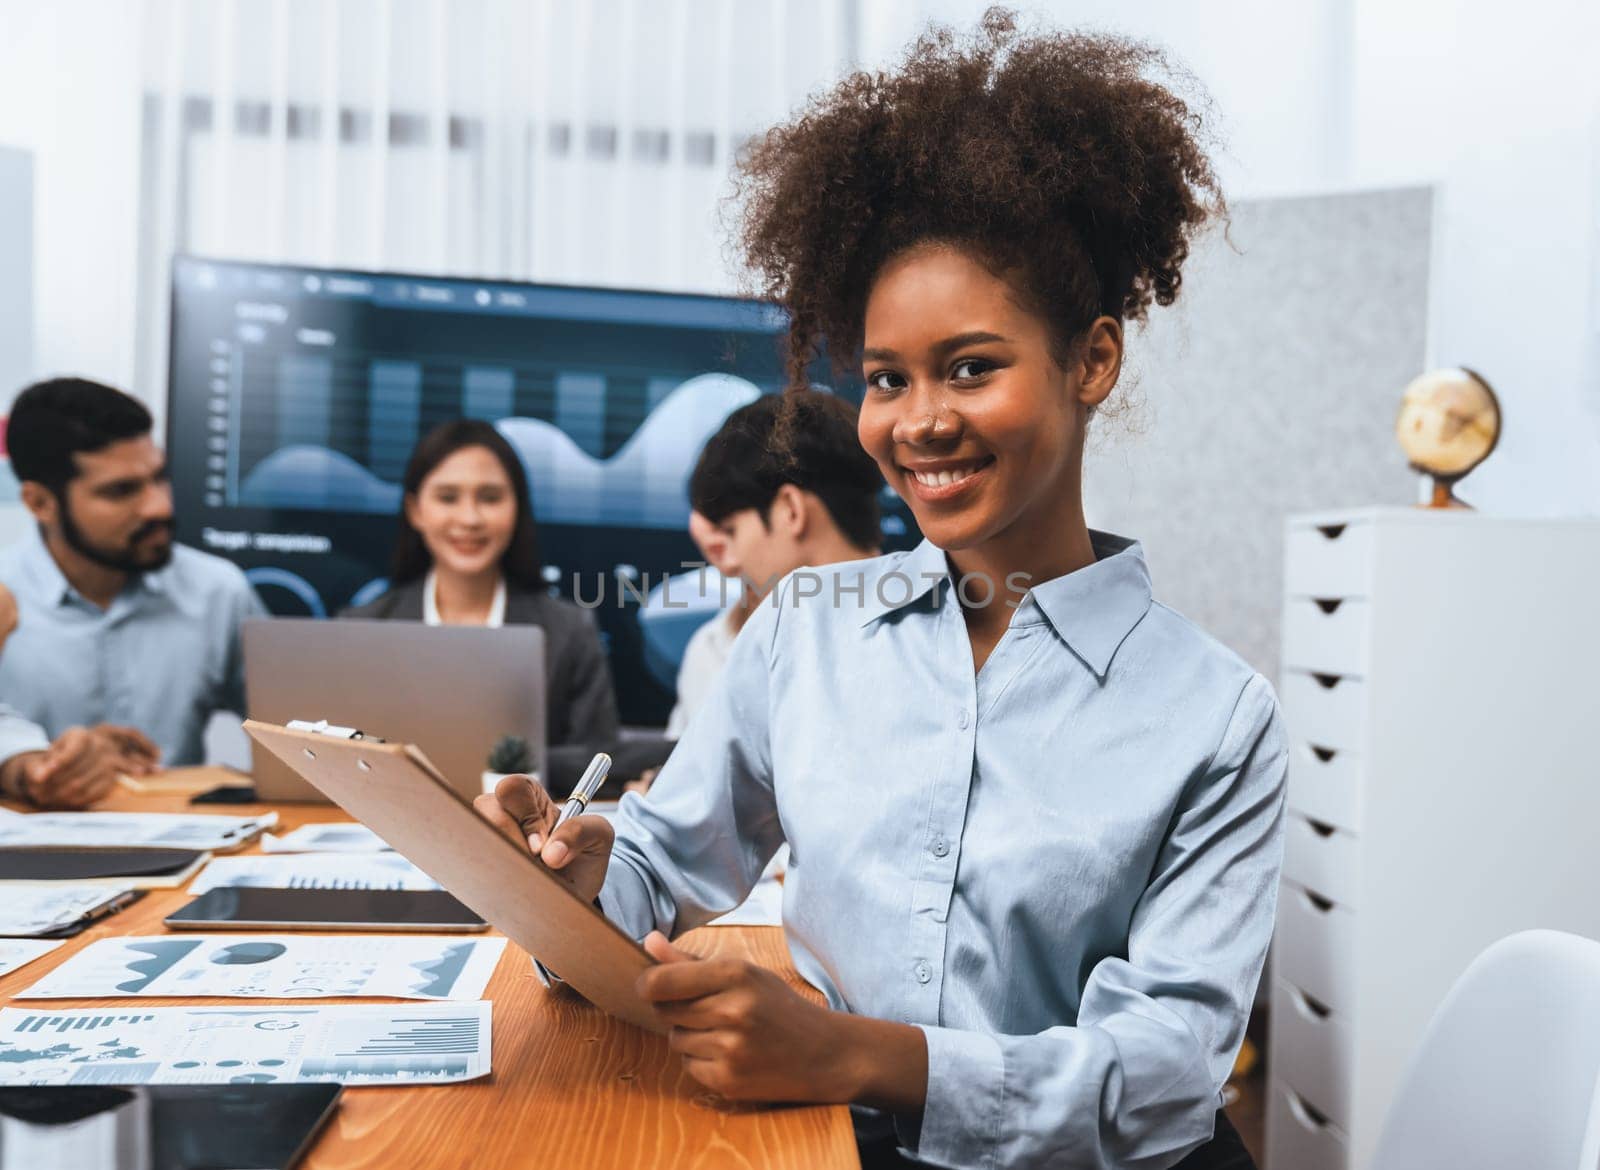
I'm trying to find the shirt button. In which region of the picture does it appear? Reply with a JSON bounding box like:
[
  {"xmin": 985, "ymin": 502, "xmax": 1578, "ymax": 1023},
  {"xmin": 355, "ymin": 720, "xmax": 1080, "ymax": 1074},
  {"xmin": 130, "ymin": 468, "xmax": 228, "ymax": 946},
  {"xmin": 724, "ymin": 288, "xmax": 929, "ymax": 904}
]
[
  {"xmin": 956, "ymin": 709, "xmax": 970, "ymax": 730},
  {"xmin": 930, "ymin": 836, "xmax": 949, "ymax": 858},
  {"xmin": 913, "ymin": 960, "xmax": 932, "ymax": 984}
]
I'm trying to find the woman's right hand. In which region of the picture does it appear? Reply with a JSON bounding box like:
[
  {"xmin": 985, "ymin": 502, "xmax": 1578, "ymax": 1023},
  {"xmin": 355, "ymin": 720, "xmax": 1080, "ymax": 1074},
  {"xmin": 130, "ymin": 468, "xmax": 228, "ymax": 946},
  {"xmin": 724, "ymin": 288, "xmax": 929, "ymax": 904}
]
[{"xmin": 472, "ymin": 774, "xmax": 615, "ymax": 904}]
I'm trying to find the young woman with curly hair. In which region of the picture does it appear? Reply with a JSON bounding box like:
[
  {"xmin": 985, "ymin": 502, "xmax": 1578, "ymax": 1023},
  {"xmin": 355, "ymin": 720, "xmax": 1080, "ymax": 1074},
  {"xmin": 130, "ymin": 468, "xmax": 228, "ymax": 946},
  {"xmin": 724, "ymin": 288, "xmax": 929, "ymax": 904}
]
[{"xmin": 479, "ymin": 11, "xmax": 1284, "ymax": 1168}]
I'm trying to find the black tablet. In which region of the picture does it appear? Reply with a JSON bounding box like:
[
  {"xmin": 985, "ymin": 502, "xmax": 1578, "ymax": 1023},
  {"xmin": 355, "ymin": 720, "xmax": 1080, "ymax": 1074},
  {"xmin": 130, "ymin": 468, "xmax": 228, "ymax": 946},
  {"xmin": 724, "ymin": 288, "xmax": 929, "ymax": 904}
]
[
  {"xmin": 0, "ymin": 847, "xmax": 202, "ymax": 881},
  {"xmin": 165, "ymin": 886, "xmax": 488, "ymax": 932},
  {"xmin": 0, "ymin": 1083, "xmax": 341, "ymax": 1170}
]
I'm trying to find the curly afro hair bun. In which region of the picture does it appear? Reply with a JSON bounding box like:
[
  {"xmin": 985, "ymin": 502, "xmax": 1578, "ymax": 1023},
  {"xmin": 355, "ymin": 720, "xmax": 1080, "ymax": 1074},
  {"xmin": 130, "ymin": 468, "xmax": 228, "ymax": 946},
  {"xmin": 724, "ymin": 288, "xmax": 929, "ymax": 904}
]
[{"xmin": 733, "ymin": 6, "xmax": 1225, "ymax": 388}]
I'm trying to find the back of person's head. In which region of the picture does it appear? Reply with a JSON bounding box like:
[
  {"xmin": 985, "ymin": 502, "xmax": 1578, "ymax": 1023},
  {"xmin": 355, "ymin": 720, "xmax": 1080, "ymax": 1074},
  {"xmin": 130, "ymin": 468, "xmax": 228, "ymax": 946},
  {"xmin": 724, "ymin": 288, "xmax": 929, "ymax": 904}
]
[
  {"xmin": 8, "ymin": 378, "xmax": 154, "ymax": 497},
  {"xmin": 689, "ymin": 390, "xmax": 882, "ymax": 551},
  {"xmin": 390, "ymin": 419, "xmax": 542, "ymax": 587}
]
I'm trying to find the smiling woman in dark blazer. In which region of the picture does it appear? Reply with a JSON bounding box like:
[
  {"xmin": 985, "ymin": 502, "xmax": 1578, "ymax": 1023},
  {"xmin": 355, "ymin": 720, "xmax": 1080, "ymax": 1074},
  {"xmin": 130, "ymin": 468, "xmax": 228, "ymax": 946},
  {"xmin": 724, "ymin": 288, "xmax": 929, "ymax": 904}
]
[{"xmin": 344, "ymin": 419, "xmax": 619, "ymax": 750}]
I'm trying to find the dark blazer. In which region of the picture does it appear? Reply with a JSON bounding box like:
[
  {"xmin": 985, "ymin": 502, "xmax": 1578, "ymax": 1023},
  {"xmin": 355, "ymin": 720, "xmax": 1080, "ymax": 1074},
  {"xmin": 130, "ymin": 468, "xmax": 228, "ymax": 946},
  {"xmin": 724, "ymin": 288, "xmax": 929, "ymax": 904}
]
[{"xmin": 342, "ymin": 579, "xmax": 621, "ymax": 749}]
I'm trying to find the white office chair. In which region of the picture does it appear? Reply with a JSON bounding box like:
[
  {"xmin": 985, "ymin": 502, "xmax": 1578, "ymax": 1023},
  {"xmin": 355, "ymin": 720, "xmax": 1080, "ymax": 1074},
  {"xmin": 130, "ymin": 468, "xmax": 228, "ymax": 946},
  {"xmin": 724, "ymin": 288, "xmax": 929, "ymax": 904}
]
[{"xmin": 1368, "ymin": 929, "xmax": 1600, "ymax": 1170}]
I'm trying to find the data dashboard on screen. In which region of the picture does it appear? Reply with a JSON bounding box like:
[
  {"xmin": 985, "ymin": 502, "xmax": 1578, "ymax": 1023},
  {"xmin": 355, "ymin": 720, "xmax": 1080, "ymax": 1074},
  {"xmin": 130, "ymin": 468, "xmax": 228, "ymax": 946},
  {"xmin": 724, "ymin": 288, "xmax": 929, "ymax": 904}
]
[{"xmin": 166, "ymin": 257, "xmax": 910, "ymax": 725}]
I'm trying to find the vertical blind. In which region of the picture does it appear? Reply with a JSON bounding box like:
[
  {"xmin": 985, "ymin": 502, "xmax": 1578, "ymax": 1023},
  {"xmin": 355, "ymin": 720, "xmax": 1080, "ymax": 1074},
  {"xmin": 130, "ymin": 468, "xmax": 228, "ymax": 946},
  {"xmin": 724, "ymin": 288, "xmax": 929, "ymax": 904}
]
[{"xmin": 134, "ymin": 0, "xmax": 864, "ymax": 398}]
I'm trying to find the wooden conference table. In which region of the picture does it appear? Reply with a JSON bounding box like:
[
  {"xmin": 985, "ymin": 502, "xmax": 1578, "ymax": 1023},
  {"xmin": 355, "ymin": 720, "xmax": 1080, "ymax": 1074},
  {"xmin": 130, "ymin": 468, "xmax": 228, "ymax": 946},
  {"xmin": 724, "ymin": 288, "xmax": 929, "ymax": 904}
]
[{"xmin": 0, "ymin": 776, "xmax": 860, "ymax": 1170}]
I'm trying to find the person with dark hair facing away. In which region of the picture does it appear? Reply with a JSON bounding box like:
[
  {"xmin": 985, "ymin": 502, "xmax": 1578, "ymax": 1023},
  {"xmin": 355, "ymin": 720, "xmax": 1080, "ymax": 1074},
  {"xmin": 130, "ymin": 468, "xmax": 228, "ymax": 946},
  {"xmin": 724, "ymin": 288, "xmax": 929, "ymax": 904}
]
[
  {"xmin": 477, "ymin": 12, "xmax": 1280, "ymax": 1169},
  {"xmin": 666, "ymin": 391, "xmax": 881, "ymax": 738},
  {"xmin": 344, "ymin": 419, "xmax": 619, "ymax": 750},
  {"xmin": 0, "ymin": 378, "xmax": 266, "ymax": 806}
]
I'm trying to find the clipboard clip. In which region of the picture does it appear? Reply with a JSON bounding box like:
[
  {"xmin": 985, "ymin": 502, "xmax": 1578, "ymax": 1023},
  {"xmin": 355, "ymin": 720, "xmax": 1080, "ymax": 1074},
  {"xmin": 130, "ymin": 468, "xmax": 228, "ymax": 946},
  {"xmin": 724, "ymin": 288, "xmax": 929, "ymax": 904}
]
[{"xmin": 287, "ymin": 719, "xmax": 382, "ymax": 742}]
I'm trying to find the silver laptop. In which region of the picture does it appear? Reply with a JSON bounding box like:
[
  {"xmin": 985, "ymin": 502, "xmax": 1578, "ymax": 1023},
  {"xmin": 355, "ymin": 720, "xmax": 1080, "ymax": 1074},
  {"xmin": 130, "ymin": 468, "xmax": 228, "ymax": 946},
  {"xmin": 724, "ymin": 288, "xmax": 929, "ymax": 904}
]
[{"xmin": 244, "ymin": 619, "xmax": 546, "ymax": 803}]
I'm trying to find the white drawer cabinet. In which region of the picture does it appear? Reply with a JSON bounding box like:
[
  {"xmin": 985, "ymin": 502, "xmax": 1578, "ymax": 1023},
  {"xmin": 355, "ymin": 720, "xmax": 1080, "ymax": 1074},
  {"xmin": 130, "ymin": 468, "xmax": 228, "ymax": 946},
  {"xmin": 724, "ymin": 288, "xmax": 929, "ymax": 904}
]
[
  {"xmin": 1278, "ymin": 671, "xmax": 1367, "ymax": 753},
  {"xmin": 1270, "ymin": 979, "xmax": 1353, "ymax": 1131},
  {"xmin": 1281, "ymin": 597, "xmax": 1370, "ymax": 677},
  {"xmin": 1275, "ymin": 882, "xmax": 1357, "ymax": 1013},
  {"xmin": 1266, "ymin": 509, "xmax": 1600, "ymax": 1170},
  {"xmin": 1284, "ymin": 742, "xmax": 1364, "ymax": 834},
  {"xmin": 1284, "ymin": 521, "xmax": 1375, "ymax": 598},
  {"xmin": 1268, "ymin": 1081, "xmax": 1349, "ymax": 1170},
  {"xmin": 1282, "ymin": 814, "xmax": 1360, "ymax": 909}
]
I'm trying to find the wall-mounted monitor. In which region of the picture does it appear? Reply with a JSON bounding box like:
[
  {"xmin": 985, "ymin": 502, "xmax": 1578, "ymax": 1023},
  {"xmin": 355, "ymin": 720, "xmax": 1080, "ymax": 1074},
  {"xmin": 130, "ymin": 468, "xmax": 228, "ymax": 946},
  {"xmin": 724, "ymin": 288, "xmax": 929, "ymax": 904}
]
[{"xmin": 166, "ymin": 256, "xmax": 911, "ymax": 724}]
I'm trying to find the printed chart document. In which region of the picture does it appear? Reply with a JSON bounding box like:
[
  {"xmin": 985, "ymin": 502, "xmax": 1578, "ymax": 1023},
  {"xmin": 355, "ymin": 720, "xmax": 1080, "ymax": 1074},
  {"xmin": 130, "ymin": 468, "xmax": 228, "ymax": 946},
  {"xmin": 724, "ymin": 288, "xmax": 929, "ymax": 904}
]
[
  {"xmin": 0, "ymin": 810, "xmax": 276, "ymax": 852},
  {"xmin": 0, "ymin": 885, "xmax": 137, "ymax": 937},
  {"xmin": 0, "ymin": 940, "xmax": 62, "ymax": 978},
  {"xmin": 18, "ymin": 935, "xmax": 507, "ymax": 1001},
  {"xmin": 190, "ymin": 853, "xmax": 440, "ymax": 893},
  {"xmin": 261, "ymin": 823, "xmax": 392, "ymax": 854},
  {"xmin": 0, "ymin": 1002, "xmax": 492, "ymax": 1085}
]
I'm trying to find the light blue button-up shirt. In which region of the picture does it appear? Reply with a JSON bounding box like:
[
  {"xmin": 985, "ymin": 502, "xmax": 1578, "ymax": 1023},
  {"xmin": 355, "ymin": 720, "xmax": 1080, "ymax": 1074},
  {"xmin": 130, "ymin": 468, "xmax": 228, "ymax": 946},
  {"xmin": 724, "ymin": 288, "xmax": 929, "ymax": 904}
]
[
  {"xmin": 601, "ymin": 532, "xmax": 1287, "ymax": 1169},
  {"xmin": 0, "ymin": 528, "xmax": 266, "ymax": 766},
  {"xmin": 0, "ymin": 706, "xmax": 50, "ymax": 767}
]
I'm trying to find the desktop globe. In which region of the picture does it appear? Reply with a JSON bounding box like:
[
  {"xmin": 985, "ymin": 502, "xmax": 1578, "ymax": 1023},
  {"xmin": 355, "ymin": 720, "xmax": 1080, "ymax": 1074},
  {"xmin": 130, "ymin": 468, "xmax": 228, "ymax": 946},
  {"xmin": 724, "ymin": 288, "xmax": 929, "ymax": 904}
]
[{"xmin": 1394, "ymin": 367, "xmax": 1501, "ymax": 508}]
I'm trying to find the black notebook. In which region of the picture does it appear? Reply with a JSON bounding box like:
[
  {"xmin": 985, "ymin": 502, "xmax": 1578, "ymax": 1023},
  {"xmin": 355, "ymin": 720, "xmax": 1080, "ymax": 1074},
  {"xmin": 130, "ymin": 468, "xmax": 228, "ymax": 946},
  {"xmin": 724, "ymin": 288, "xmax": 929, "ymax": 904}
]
[{"xmin": 0, "ymin": 847, "xmax": 204, "ymax": 882}]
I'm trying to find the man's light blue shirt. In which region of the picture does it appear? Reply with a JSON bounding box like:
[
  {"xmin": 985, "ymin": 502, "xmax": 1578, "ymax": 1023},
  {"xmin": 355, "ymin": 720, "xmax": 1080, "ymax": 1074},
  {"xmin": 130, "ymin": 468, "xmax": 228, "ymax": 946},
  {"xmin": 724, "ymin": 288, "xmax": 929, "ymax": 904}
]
[
  {"xmin": 0, "ymin": 706, "xmax": 50, "ymax": 766},
  {"xmin": 601, "ymin": 532, "xmax": 1287, "ymax": 1170},
  {"xmin": 0, "ymin": 528, "xmax": 266, "ymax": 766}
]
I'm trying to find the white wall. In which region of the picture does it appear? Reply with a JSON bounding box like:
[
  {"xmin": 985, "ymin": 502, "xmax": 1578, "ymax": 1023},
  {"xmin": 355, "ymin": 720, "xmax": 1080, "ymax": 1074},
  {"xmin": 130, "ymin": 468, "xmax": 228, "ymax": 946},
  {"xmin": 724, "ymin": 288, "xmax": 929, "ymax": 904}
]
[
  {"xmin": 0, "ymin": 1, "xmax": 144, "ymax": 398},
  {"xmin": 0, "ymin": 144, "xmax": 36, "ymax": 547},
  {"xmin": 873, "ymin": 0, "xmax": 1356, "ymax": 198},
  {"xmin": 1344, "ymin": 0, "xmax": 1600, "ymax": 514},
  {"xmin": 0, "ymin": 1, "xmax": 144, "ymax": 550},
  {"xmin": 0, "ymin": 147, "xmax": 33, "ymax": 404},
  {"xmin": 2, "ymin": 0, "xmax": 1597, "ymax": 515}
]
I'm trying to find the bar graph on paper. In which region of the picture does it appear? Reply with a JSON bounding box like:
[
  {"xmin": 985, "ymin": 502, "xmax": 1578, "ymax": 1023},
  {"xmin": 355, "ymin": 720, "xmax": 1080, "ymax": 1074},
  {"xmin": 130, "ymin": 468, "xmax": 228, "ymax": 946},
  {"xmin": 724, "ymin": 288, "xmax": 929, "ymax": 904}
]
[
  {"xmin": 12, "ymin": 1013, "xmax": 157, "ymax": 1034},
  {"xmin": 0, "ymin": 1003, "xmax": 491, "ymax": 1086},
  {"xmin": 300, "ymin": 1013, "xmax": 484, "ymax": 1080}
]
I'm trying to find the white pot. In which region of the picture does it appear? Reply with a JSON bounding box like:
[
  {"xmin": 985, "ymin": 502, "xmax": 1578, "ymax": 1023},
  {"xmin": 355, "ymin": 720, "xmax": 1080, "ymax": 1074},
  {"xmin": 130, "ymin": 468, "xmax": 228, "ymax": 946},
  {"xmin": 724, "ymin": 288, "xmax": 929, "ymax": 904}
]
[{"xmin": 481, "ymin": 770, "xmax": 538, "ymax": 795}]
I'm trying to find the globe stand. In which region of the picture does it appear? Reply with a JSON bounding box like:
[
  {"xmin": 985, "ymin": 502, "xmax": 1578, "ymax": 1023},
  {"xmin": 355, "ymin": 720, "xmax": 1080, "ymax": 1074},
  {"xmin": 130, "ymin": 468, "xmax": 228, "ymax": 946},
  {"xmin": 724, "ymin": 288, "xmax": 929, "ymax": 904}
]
[{"xmin": 1422, "ymin": 474, "xmax": 1473, "ymax": 510}]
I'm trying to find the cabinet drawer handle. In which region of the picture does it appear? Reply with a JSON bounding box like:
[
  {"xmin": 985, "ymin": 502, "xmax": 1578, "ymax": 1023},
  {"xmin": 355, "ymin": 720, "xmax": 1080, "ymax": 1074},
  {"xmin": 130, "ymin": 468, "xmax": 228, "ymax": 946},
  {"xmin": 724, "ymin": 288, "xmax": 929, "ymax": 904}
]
[
  {"xmin": 1302, "ymin": 889, "xmax": 1335, "ymax": 914},
  {"xmin": 1308, "ymin": 744, "xmax": 1337, "ymax": 764},
  {"xmin": 1312, "ymin": 598, "xmax": 1344, "ymax": 615},
  {"xmin": 1315, "ymin": 524, "xmax": 1347, "ymax": 540},
  {"xmin": 1286, "ymin": 1088, "xmax": 1332, "ymax": 1131},
  {"xmin": 1310, "ymin": 672, "xmax": 1344, "ymax": 690},
  {"xmin": 1304, "ymin": 817, "xmax": 1336, "ymax": 839},
  {"xmin": 1290, "ymin": 986, "xmax": 1332, "ymax": 1020}
]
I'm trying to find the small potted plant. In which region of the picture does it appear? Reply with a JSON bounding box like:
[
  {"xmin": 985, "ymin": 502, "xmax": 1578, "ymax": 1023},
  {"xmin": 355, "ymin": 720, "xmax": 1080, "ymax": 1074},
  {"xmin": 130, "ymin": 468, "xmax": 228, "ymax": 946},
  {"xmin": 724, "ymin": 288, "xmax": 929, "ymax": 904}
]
[{"xmin": 483, "ymin": 735, "xmax": 537, "ymax": 794}]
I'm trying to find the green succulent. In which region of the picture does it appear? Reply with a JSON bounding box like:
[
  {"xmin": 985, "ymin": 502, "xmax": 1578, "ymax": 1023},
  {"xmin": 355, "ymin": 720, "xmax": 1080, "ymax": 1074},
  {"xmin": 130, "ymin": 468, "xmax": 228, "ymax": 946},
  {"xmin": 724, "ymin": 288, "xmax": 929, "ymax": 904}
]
[{"xmin": 486, "ymin": 735, "xmax": 535, "ymax": 774}]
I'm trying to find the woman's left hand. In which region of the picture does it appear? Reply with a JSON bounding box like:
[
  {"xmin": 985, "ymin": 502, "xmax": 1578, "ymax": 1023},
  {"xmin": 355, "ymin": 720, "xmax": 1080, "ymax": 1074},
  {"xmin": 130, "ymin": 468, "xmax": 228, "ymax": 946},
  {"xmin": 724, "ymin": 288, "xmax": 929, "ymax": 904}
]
[{"xmin": 638, "ymin": 931, "xmax": 858, "ymax": 1103}]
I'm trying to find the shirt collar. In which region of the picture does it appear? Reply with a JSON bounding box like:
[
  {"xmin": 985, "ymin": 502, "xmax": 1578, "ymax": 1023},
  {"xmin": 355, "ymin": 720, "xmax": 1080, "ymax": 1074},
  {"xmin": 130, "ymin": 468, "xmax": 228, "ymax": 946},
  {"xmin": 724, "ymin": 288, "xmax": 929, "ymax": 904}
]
[
  {"xmin": 1023, "ymin": 530, "xmax": 1154, "ymax": 679},
  {"xmin": 858, "ymin": 531, "xmax": 1154, "ymax": 679},
  {"xmin": 15, "ymin": 525, "xmax": 75, "ymax": 607},
  {"xmin": 855, "ymin": 539, "xmax": 953, "ymax": 627},
  {"xmin": 15, "ymin": 524, "xmax": 169, "ymax": 608},
  {"xmin": 423, "ymin": 569, "xmax": 507, "ymax": 628}
]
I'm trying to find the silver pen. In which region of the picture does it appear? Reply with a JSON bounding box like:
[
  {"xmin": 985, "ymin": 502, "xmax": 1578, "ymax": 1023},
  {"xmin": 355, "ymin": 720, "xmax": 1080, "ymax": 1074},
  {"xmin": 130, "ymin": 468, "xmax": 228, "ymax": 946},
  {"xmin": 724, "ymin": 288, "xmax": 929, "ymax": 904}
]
[{"xmin": 553, "ymin": 752, "xmax": 612, "ymax": 829}]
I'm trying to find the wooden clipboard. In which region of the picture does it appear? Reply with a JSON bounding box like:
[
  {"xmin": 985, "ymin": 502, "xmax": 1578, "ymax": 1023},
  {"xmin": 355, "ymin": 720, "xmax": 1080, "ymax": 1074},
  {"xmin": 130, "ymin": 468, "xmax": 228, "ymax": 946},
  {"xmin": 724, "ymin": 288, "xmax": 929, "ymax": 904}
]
[{"xmin": 244, "ymin": 719, "xmax": 663, "ymax": 1033}]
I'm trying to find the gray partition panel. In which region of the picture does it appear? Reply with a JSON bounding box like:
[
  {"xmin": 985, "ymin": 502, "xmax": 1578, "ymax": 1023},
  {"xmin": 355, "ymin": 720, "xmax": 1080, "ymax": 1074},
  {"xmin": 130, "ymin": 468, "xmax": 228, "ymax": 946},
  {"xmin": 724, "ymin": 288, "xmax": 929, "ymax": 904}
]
[{"xmin": 1084, "ymin": 186, "xmax": 1431, "ymax": 679}]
